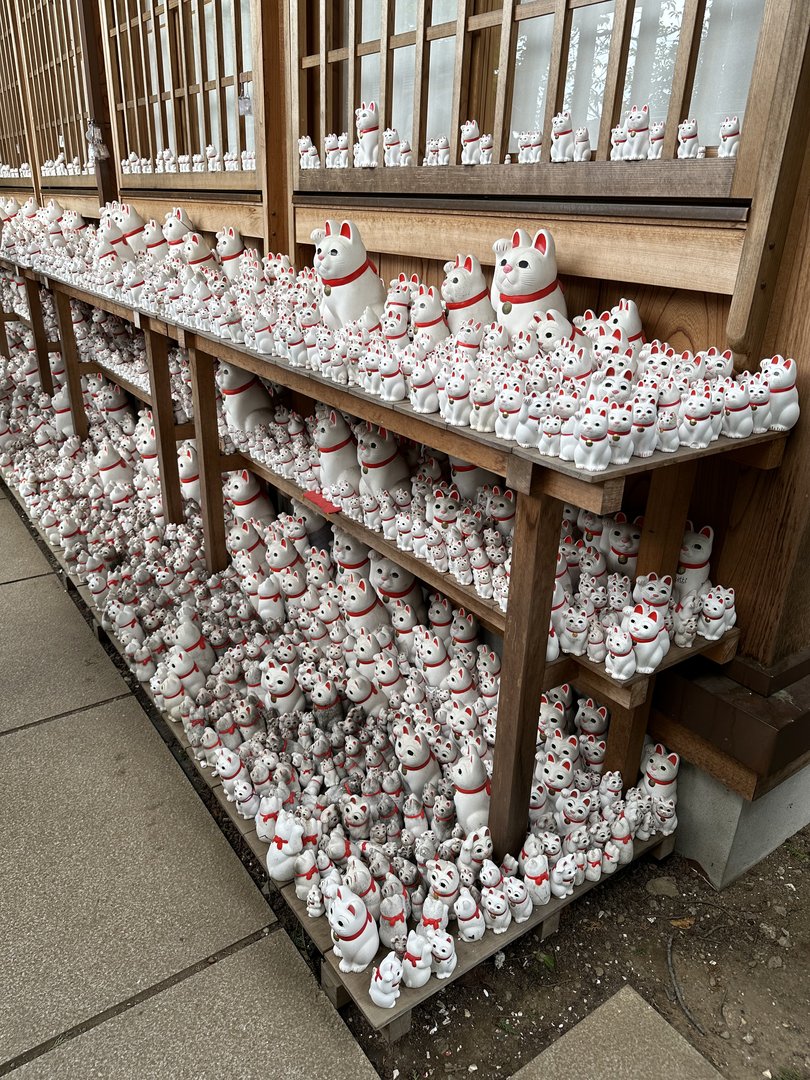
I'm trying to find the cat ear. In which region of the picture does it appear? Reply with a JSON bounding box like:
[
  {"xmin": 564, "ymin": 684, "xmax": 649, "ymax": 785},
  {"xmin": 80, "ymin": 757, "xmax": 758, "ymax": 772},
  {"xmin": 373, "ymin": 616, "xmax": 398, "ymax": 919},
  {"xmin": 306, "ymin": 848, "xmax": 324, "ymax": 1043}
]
[
  {"xmin": 667, "ymin": 753, "xmax": 679, "ymax": 766},
  {"xmin": 532, "ymin": 229, "xmax": 550, "ymax": 255}
]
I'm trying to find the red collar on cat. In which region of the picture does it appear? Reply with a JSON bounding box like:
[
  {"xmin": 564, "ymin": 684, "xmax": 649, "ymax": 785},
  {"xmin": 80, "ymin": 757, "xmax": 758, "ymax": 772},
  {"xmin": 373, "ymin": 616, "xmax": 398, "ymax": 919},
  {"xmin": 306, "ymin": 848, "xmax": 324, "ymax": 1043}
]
[
  {"xmin": 499, "ymin": 278, "xmax": 561, "ymax": 305},
  {"xmin": 445, "ymin": 286, "xmax": 490, "ymax": 311},
  {"xmin": 321, "ymin": 256, "xmax": 378, "ymax": 288}
]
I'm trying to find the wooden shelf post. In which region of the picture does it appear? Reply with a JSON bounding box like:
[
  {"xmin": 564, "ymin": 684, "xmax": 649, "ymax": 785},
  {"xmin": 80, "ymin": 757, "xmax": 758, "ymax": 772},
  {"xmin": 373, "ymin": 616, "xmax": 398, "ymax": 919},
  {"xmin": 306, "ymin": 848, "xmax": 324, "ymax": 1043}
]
[
  {"xmin": 143, "ymin": 325, "xmax": 183, "ymax": 525},
  {"xmin": 188, "ymin": 343, "xmax": 228, "ymax": 572},
  {"xmin": 635, "ymin": 460, "xmax": 698, "ymax": 579},
  {"xmin": 51, "ymin": 287, "xmax": 88, "ymax": 442},
  {"xmin": 22, "ymin": 276, "xmax": 54, "ymax": 397},
  {"xmin": 488, "ymin": 473, "xmax": 563, "ymax": 860}
]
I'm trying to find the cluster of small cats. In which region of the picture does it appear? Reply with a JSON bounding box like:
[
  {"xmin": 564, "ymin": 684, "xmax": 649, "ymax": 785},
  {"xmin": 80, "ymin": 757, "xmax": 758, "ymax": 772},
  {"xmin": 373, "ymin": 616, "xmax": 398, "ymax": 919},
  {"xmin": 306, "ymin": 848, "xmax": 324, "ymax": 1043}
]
[
  {"xmin": 299, "ymin": 100, "xmax": 742, "ymax": 169},
  {"xmin": 120, "ymin": 145, "xmax": 256, "ymax": 174},
  {"xmin": 549, "ymin": 509, "xmax": 736, "ymax": 679},
  {"xmin": 0, "ymin": 160, "xmax": 33, "ymax": 179},
  {"xmin": 1, "ymin": 313, "xmax": 682, "ymax": 1006},
  {"xmin": 1, "ymin": 199, "xmax": 799, "ymax": 472}
]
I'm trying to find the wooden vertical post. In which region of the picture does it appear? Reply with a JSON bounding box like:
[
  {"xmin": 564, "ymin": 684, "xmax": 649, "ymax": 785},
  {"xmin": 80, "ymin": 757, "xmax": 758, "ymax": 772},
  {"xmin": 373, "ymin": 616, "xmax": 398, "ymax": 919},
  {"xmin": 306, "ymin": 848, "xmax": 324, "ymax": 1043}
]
[
  {"xmin": 603, "ymin": 690, "xmax": 654, "ymax": 787},
  {"xmin": 254, "ymin": 0, "xmax": 292, "ymax": 255},
  {"xmin": 596, "ymin": 0, "xmax": 635, "ymax": 161},
  {"xmin": 52, "ymin": 287, "xmax": 88, "ymax": 442},
  {"xmin": 188, "ymin": 343, "xmax": 228, "ymax": 572},
  {"xmin": 488, "ymin": 479, "xmax": 563, "ymax": 860},
  {"xmin": 23, "ymin": 276, "xmax": 54, "ymax": 396},
  {"xmin": 144, "ymin": 326, "xmax": 183, "ymax": 524},
  {"xmin": 78, "ymin": 0, "xmax": 118, "ymax": 205},
  {"xmin": 491, "ymin": 0, "xmax": 517, "ymax": 165},
  {"xmin": 0, "ymin": 313, "xmax": 9, "ymax": 360},
  {"xmin": 635, "ymin": 461, "xmax": 698, "ymax": 579},
  {"xmin": 449, "ymin": 1, "xmax": 470, "ymax": 164}
]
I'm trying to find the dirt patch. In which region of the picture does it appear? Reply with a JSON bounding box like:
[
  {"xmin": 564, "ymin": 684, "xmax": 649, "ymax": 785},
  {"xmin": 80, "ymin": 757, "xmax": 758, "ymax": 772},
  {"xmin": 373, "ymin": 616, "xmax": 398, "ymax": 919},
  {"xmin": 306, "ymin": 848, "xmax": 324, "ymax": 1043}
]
[{"xmin": 342, "ymin": 824, "xmax": 810, "ymax": 1080}]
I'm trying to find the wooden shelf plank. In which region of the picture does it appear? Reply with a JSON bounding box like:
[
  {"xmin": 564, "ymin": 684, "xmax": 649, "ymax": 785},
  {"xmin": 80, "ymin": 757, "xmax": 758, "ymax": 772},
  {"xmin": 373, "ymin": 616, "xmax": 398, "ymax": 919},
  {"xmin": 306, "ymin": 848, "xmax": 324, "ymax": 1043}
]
[
  {"xmin": 294, "ymin": 159, "xmax": 737, "ymax": 200},
  {"xmin": 225, "ymin": 450, "xmax": 507, "ymax": 635}
]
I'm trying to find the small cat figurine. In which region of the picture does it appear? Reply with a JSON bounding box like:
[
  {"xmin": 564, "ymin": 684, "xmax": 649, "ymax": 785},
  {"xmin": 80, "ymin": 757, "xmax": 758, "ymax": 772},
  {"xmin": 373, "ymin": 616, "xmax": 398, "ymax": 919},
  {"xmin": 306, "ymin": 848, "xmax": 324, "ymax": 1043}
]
[
  {"xmin": 647, "ymin": 120, "xmax": 666, "ymax": 159},
  {"xmin": 623, "ymin": 104, "xmax": 651, "ymax": 160},
  {"xmin": 717, "ymin": 115, "xmax": 740, "ymax": 158},
  {"xmin": 677, "ymin": 118, "xmax": 701, "ymax": 159}
]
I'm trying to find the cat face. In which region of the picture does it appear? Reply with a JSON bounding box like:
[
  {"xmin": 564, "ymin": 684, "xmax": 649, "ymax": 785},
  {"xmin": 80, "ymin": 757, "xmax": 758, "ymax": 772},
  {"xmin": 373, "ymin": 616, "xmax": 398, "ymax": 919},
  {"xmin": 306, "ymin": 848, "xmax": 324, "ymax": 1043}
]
[
  {"xmin": 678, "ymin": 118, "xmax": 698, "ymax": 139},
  {"xmin": 313, "ymin": 220, "xmax": 365, "ymax": 279},
  {"xmin": 492, "ymin": 228, "xmax": 557, "ymax": 296}
]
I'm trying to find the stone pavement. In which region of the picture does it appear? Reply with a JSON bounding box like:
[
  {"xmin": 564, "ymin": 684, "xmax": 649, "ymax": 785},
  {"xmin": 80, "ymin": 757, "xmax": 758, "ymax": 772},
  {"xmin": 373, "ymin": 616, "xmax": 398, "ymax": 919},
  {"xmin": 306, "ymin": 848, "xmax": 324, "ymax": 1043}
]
[{"xmin": 0, "ymin": 492, "xmax": 378, "ymax": 1080}]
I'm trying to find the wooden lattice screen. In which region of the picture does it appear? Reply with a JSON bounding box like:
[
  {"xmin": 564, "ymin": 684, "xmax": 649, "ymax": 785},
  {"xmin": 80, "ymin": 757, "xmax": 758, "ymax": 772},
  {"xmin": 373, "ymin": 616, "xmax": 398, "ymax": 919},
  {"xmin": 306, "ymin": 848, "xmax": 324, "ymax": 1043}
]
[
  {"xmin": 102, "ymin": 0, "xmax": 257, "ymax": 184},
  {"xmin": 0, "ymin": 4, "xmax": 31, "ymax": 173},
  {"xmin": 292, "ymin": 0, "xmax": 767, "ymax": 183},
  {"xmin": 15, "ymin": 0, "xmax": 92, "ymax": 178}
]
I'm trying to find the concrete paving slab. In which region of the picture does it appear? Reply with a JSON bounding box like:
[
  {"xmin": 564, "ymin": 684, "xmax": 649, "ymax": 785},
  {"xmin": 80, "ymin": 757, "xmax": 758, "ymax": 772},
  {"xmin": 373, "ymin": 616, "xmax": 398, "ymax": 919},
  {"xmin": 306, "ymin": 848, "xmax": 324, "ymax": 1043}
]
[
  {"xmin": 512, "ymin": 986, "xmax": 722, "ymax": 1080},
  {"xmin": 0, "ymin": 499, "xmax": 52, "ymax": 583},
  {"xmin": 11, "ymin": 933, "xmax": 378, "ymax": 1080},
  {"xmin": 0, "ymin": 574, "xmax": 126, "ymax": 731},
  {"xmin": 0, "ymin": 697, "xmax": 273, "ymax": 1064}
]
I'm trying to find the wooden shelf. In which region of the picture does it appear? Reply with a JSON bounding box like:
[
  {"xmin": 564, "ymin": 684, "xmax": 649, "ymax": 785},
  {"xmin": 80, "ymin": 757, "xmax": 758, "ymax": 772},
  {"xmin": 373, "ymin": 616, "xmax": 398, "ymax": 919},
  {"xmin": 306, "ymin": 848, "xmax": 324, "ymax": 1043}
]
[
  {"xmin": 228, "ymin": 451, "xmax": 506, "ymax": 635},
  {"xmin": 80, "ymin": 360, "xmax": 153, "ymax": 406},
  {"xmin": 295, "ymin": 160, "xmax": 738, "ymax": 202}
]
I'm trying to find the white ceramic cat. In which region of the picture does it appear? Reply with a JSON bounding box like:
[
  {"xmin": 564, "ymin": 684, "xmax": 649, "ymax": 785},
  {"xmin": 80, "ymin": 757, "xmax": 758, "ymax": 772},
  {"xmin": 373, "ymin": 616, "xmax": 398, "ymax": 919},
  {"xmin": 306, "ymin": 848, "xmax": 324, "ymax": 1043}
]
[
  {"xmin": 454, "ymin": 887, "xmax": 486, "ymax": 940},
  {"xmin": 383, "ymin": 128, "xmax": 402, "ymax": 166},
  {"xmin": 678, "ymin": 386, "xmax": 713, "ymax": 448},
  {"xmin": 216, "ymin": 362, "xmax": 274, "ymax": 431},
  {"xmin": 761, "ymin": 355, "xmax": 800, "ymax": 431},
  {"xmin": 330, "ymin": 891, "xmax": 379, "ymax": 973},
  {"xmin": 491, "ymin": 227, "xmax": 566, "ymax": 334},
  {"xmin": 573, "ymin": 127, "xmax": 592, "ymax": 162},
  {"xmin": 610, "ymin": 125, "xmax": 626, "ymax": 160},
  {"xmin": 647, "ymin": 120, "xmax": 666, "ymax": 158},
  {"xmin": 623, "ymin": 605, "xmax": 670, "ymax": 673},
  {"xmin": 639, "ymin": 742, "xmax": 680, "ymax": 801},
  {"xmin": 311, "ymin": 219, "xmax": 385, "ymax": 329},
  {"xmin": 605, "ymin": 625, "xmax": 636, "ymax": 681},
  {"xmin": 369, "ymin": 951, "xmax": 403, "ymax": 1008},
  {"xmin": 550, "ymin": 111, "xmax": 575, "ymax": 162},
  {"xmin": 717, "ymin": 115, "xmax": 740, "ymax": 158},
  {"xmin": 623, "ymin": 104, "xmax": 650, "ymax": 160},
  {"xmin": 441, "ymin": 254, "xmax": 495, "ymax": 333},
  {"xmin": 698, "ymin": 586, "xmax": 736, "ymax": 639},
  {"xmin": 460, "ymin": 119, "xmax": 482, "ymax": 165},
  {"xmin": 722, "ymin": 379, "xmax": 754, "ymax": 439},
  {"xmin": 574, "ymin": 405, "xmax": 612, "ymax": 471},
  {"xmin": 675, "ymin": 523, "xmax": 713, "ymax": 601},
  {"xmin": 401, "ymin": 930, "xmax": 433, "ymax": 988},
  {"xmin": 354, "ymin": 101, "xmax": 380, "ymax": 167},
  {"xmin": 677, "ymin": 118, "xmax": 701, "ymax": 158}
]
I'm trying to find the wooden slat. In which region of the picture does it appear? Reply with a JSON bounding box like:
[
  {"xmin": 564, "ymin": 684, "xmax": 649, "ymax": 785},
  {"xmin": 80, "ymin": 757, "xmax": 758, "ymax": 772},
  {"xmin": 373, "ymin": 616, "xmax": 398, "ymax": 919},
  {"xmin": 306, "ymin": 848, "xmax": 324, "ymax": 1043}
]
[
  {"xmin": 635, "ymin": 460, "xmax": 697, "ymax": 578},
  {"xmin": 294, "ymin": 202, "xmax": 746, "ymax": 294},
  {"xmin": 489, "ymin": 482, "xmax": 563, "ymax": 859},
  {"xmin": 188, "ymin": 343, "xmax": 228, "ymax": 572},
  {"xmin": 52, "ymin": 287, "xmax": 88, "ymax": 441},
  {"xmin": 378, "ymin": 0, "xmax": 393, "ymax": 138},
  {"xmin": 596, "ymin": 0, "xmax": 634, "ymax": 161},
  {"xmin": 144, "ymin": 326, "xmax": 183, "ymax": 523},
  {"xmin": 232, "ymin": 0, "xmax": 246, "ymax": 157},
  {"xmin": 213, "ymin": 0, "xmax": 228, "ymax": 156},
  {"xmin": 410, "ymin": 0, "xmax": 429, "ymax": 163},
  {"xmin": 449, "ymin": 0, "xmax": 470, "ymax": 163},
  {"xmin": 23, "ymin": 277, "xmax": 54, "ymax": 396},
  {"xmin": 318, "ymin": 0, "xmax": 327, "ymax": 150},
  {"xmin": 492, "ymin": 0, "xmax": 517, "ymax": 165},
  {"xmin": 662, "ymin": 0, "xmax": 707, "ymax": 160},
  {"xmin": 147, "ymin": 0, "xmax": 169, "ymax": 151},
  {"xmin": 540, "ymin": 0, "xmax": 572, "ymax": 163}
]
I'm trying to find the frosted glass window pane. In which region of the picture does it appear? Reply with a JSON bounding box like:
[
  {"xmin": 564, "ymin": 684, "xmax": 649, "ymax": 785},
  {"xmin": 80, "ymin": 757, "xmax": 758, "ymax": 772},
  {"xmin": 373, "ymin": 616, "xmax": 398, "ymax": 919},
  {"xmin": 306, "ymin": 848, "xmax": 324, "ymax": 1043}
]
[
  {"xmin": 226, "ymin": 85, "xmax": 237, "ymax": 152},
  {"xmin": 361, "ymin": 0, "xmax": 381, "ymax": 41},
  {"xmin": 690, "ymin": 0, "xmax": 765, "ymax": 143},
  {"xmin": 426, "ymin": 35, "xmax": 454, "ymax": 141},
  {"xmin": 510, "ymin": 15, "xmax": 553, "ymax": 151},
  {"xmin": 166, "ymin": 100, "xmax": 176, "ymax": 154},
  {"xmin": 563, "ymin": 1, "xmax": 615, "ymax": 135},
  {"xmin": 392, "ymin": 45, "xmax": 416, "ymax": 142},
  {"xmin": 205, "ymin": 6, "xmax": 217, "ymax": 81},
  {"xmin": 240, "ymin": 0, "xmax": 252, "ymax": 69},
  {"xmin": 209, "ymin": 90, "xmax": 220, "ymax": 150},
  {"xmin": 431, "ymin": 0, "xmax": 456, "ymax": 24},
  {"xmin": 222, "ymin": 0, "xmax": 236, "ymax": 78},
  {"xmin": 621, "ymin": 0, "xmax": 684, "ymax": 120},
  {"xmin": 360, "ymin": 52, "xmax": 380, "ymax": 105},
  {"xmin": 395, "ymin": 0, "xmax": 417, "ymax": 34}
]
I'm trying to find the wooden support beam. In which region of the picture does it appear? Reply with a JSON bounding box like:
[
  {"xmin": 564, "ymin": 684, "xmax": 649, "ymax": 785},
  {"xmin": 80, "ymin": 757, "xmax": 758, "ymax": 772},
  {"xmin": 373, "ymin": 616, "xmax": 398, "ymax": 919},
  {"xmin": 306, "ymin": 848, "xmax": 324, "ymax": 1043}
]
[
  {"xmin": 188, "ymin": 343, "xmax": 228, "ymax": 572},
  {"xmin": 635, "ymin": 460, "xmax": 697, "ymax": 579},
  {"xmin": 489, "ymin": 476, "xmax": 563, "ymax": 860},
  {"xmin": 603, "ymin": 687, "xmax": 654, "ymax": 788},
  {"xmin": 79, "ymin": 0, "xmax": 118, "ymax": 205},
  {"xmin": 144, "ymin": 326, "xmax": 183, "ymax": 524},
  {"xmin": 662, "ymin": 0, "xmax": 706, "ymax": 160},
  {"xmin": 22, "ymin": 276, "xmax": 54, "ymax": 396},
  {"xmin": 52, "ymin": 287, "xmax": 88, "ymax": 441}
]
